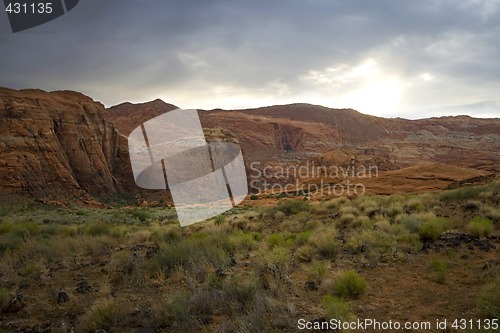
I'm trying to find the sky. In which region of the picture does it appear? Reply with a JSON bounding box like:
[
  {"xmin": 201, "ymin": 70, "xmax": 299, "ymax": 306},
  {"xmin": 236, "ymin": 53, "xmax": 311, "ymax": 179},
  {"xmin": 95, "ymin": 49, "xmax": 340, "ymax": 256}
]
[{"xmin": 1, "ymin": 0, "xmax": 500, "ymax": 119}]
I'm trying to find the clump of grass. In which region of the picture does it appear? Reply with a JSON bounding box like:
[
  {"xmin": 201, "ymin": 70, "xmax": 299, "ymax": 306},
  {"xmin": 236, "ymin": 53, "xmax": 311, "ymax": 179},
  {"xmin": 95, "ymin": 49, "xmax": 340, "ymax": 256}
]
[
  {"xmin": 404, "ymin": 197, "xmax": 425, "ymax": 212},
  {"xmin": 321, "ymin": 295, "xmax": 353, "ymax": 321},
  {"xmin": 346, "ymin": 229, "xmax": 397, "ymax": 261},
  {"xmin": 77, "ymin": 298, "xmax": 125, "ymax": 332},
  {"xmin": 223, "ymin": 273, "xmax": 258, "ymax": 306},
  {"xmin": 255, "ymin": 246, "xmax": 290, "ymax": 280},
  {"xmin": 276, "ymin": 199, "xmax": 310, "ymax": 216},
  {"xmin": 214, "ymin": 215, "xmax": 225, "ymax": 226},
  {"xmin": 267, "ymin": 233, "xmax": 284, "ymax": 248},
  {"xmin": 477, "ymin": 276, "xmax": 500, "ymax": 319},
  {"xmin": 326, "ymin": 196, "xmax": 349, "ymax": 209},
  {"xmin": 440, "ymin": 182, "xmax": 499, "ymax": 202},
  {"xmin": 154, "ymin": 291, "xmax": 192, "ymax": 327},
  {"xmin": 129, "ymin": 209, "xmax": 152, "ymax": 222},
  {"xmin": 418, "ymin": 217, "xmax": 451, "ymax": 241},
  {"xmin": 467, "ymin": 217, "xmax": 494, "ymax": 238},
  {"xmin": 0, "ymin": 287, "xmax": 10, "ymax": 310},
  {"xmin": 331, "ymin": 270, "xmax": 367, "ymax": 299},
  {"xmin": 481, "ymin": 206, "xmax": 500, "ymax": 225},
  {"xmin": 307, "ymin": 260, "xmax": 328, "ymax": 285},
  {"xmin": 309, "ymin": 227, "xmax": 339, "ymax": 259},
  {"xmin": 296, "ymin": 244, "xmax": 315, "ymax": 262},
  {"xmin": 77, "ymin": 221, "xmax": 114, "ymax": 236},
  {"xmin": 151, "ymin": 236, "xmax": 229, "ymax": 275},
  {"xmin": 429, "ymin": 258, "xmax": 449, "ymax": 284}
]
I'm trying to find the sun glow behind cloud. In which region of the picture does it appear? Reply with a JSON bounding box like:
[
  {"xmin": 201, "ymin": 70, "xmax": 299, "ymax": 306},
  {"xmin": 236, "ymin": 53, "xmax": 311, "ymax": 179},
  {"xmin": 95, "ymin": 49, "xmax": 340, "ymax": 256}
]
[{"xmin": 299, "ymin": 59, "xmax": 406, "ymax": 117}]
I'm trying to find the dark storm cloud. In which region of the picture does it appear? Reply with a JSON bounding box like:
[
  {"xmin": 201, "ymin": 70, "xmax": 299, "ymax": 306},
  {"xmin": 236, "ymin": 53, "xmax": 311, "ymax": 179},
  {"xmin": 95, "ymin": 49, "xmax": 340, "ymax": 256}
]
[{"xmin": 0, "ymin": 0, "xmax": 499, "ymax": 118}]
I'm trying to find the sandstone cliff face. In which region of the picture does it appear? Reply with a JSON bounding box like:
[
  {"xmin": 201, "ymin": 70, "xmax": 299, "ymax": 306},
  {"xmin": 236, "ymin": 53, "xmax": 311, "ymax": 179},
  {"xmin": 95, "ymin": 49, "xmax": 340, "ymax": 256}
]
[{"xmin": 0, "ymin": 88, "xmax": 129, "ymax": 202}]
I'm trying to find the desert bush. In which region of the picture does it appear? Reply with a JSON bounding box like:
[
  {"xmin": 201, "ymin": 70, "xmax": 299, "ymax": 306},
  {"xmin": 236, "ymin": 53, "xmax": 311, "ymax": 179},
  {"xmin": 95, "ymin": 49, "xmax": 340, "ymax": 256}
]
[
  {"xmin": 357, "ymin": 198, "xmax": 379, "ymax": 216},
  {"xmin": 392, "ymin": 225, "xmax": 423, "ymax": 254},
  {"xmin": 223, "ymin": 273, "xmax": 259, "ymax": 306},
  {"xmin": 321, "ymin": 295, "xmax": 353, "ymax": 321},
  {"xmin": 477, "ymin": 276, "xmax": 500, "ymax": 319},
  {"xmin": 439, "ymin": 182, "xmax": 499, "ymax": 202},
  {"xmin": 464, "ymin": 200, "xmax": 481, "ymax": 211},
  {"xmin": 418, "ymin": 217, "xmax": 451, "ymax": 241},
  {"xmin": 250, "ymin": 194, "xmax": 258, "ymax": 200},
  {"xmin": 154, "ymin": 290, "xmax": 192, "ymax": 327},
  {"xmin": 0, "ymin": 222, "xmax": 40, "ymax": 238},
  {"xmin": 0, "ymin": 287, "xmax": 9, "ymax": 310},
  {"xmin": 77, "ymin": 221, "xmax": 113, "ymax": 236},
  {"xmin": 293, "ymin": 230, "xmax": 313, "ymax": 246},
  {"xmin": 296, "ymin": 244, "xmax": 315, "ymax": 262},
  {"xmin": 339, "ymin": 213, "xmax": 357, "ymax": 227},
  {"xmin": 21, "ymin": 260, "xmax": 47, "ymax": 278},
  {"xmin": 214, "ymin": 215, "xmax": 226, "ymax": 226},
  {"xmin": 331, "ymin": 270, "xmax": 367, "ymax": 299},
  {"xmin": 307, "ymin": 260, "xmax": 328, "ymax": 285},
  {"xmin": 254, "ymin": 246, "xmax": 290, "ymax": 280},
  {"xmin": 276, "ymin": 199, "xmax": 310, "ymax": 216},
  {"xmin": 326, "ymin": 196, "xmax": 349, "ymax": 209},
  {"xmin": 429, "ymin": 258, "xmax": 449, "ymax": 284},
  {"xmin": 221, "ymin": 231, "xmax": 260, "ymax": 254},
  {"xmin": 77, "ymin": 298, "xmax": 125, "ymax": 332},
  {"xmin": 467, "ymin": 217, "xmax": 494, "ymax": 238},
  {"xmin": 312, "ymin": 202, "xmax": 329, "ymax": 216},
  {"xmin": 129, "ymin": 209, "xmax": 152, "ymax": 222},
  {"xmin": 347, "ymin": 229, "xmax": 397, "ymax": 261},
  {"xmin": 481, "ymin": 206, "xmax": 500, "ymax": 225},
  {"xmin": 0, "ymin": 234, "xmax": 22, "ymax": 253},
  {"xmin": 151, "ymin": 237, "xmax": 229, "ymax": 274},
  {"xmin": 267, "ymin": 233, "xmax": 285, "ymax": 248},
  {"xmin": 339, "ymin": 205, "xmax": 359, "ymax": 216},
  {"xmin": 404, "ymin": 197, "xmax": 425, "ymax": 212},
  {"xmin": 309, "ymin": 227, "xmax": 339, "ymax": 259},
  {"xmin": 384, "ymin": 203, "xmax": 404, "ymax": 219}
]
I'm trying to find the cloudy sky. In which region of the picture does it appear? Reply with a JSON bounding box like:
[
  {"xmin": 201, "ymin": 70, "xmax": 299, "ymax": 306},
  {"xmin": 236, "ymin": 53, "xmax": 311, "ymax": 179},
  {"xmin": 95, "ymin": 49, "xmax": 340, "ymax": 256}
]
[{"xmin": 1, "ymin": 0, "xmax": 499, "ymax": 118}]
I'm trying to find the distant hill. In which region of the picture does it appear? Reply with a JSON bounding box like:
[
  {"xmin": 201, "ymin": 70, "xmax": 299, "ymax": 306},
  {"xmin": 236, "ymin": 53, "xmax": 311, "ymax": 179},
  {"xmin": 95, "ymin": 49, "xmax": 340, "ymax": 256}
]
[{"xmin": 0, "ymin": 87, "xmax": 498, "ymax": 203}]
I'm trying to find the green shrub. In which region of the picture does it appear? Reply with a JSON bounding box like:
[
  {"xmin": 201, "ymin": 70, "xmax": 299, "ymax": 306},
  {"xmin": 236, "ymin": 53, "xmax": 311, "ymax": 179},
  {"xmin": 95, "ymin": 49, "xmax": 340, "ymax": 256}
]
[
  {"xmin": 154, "ymin": 291, "xmax": 192, "ymax": 327},
  {"xmin": 418, "ymin": 217, "xmax": 451, "ymax": 241},
  {"xmin": 332, "ymin": 270, "xmax": 367, "ymax": 299},
  {"xmin": 250, "ymin": 194, "xmax": 258, "ymax": 200},
  {"xmin": 151, "ymin": 237, "xmax": 229, "ymax": 274},
  {"xmin": 467, "ymin": 217, "xmax": 494, "ymax": 238},
  {"xmin": 477, "ymin": 277, "xmax": 500, "ymax": 319},
  {"xmin": 309, "ymin": 227, "xmax": 339, "ymax": 259},
  {"xmin": 129, "ymin": 209, "xmax": 152, "ymax": 222},
  {"xmin": 296, "ymin": 244, "xmax": 315, "ymax": 262},
  {"xmin": 439, "ymin": 183, "xmax": 499, "ymax": 202},
  {"xmin": 405, "ymin": 198, "xmax": 425, "ymax": 212},
  {"xmin": 276, "ymin": 199, "xmax": 310, "ymax": 216},
  {"xmin": 429, "ymin": 258, "xmax": 449, "ymax": 284},
  {"xmin": 0, "ymin": 287, "xmax": 10, "ymax": 310},
  {"xmin": 346, "ymin": 229, "xmax": 397, "ymax": 260},
  {"xmin": 78, "ymin": 221, "xmax": 112, "ymax": 236},
  {"xmin": 267, "ymin": 233, "xmax": 284, "ymax": 248},
  {"xmin": 223, "ymin": 273, "xmax": 258, "ymax": 305},
  {"xmin": 214, "ymin": 215, "xmax": 225, "ymax": 226},
  {"xmin": 307, "ymin": 260, "xmax": 328, "ymax": 284},
  {"xmin": 321, "ymin": 295, "xmax": 352, "ymax": 321}
]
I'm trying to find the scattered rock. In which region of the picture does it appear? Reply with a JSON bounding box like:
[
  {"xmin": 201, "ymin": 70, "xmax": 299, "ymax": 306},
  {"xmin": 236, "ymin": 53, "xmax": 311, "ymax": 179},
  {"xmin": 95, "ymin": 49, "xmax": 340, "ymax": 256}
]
[
  {"xmin": 4, "ymin": 294, "xmax": 26, "ymax": 313},
  {"xmin": 75, "ymin": 281, "xmax": 91, "ymax": 294},
  {"xmin": 57, "ymin": 290, "xmax": 69, "ymax": 303},
  {"xmin": 305, "ymin": 281, "xmax": 318, "ymax": 291}
]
